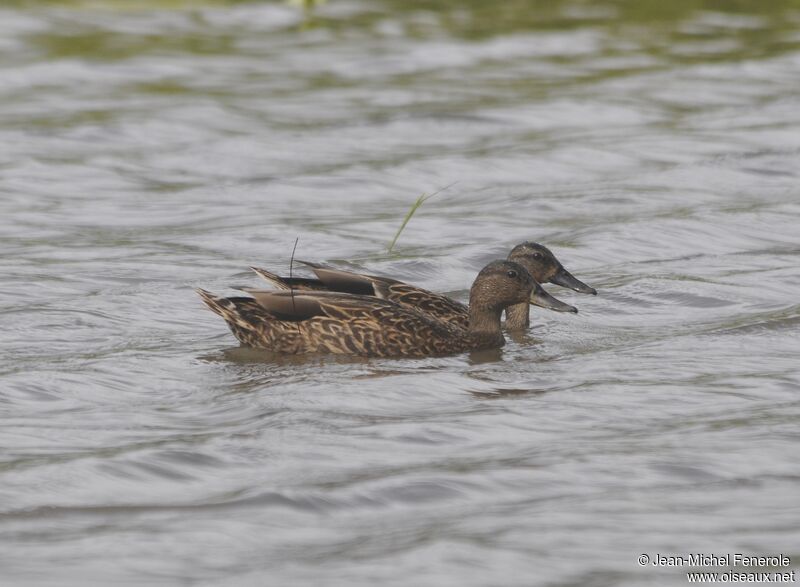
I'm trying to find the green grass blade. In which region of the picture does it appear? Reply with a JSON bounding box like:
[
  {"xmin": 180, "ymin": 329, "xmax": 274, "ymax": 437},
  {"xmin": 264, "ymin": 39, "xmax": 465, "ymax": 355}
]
[
  {"xmin": 387, "ymin": 181, "xmax": 458, "ymax": 253},
  {"xmin": 388, "ymin": 193, "xmax": 426, "ymax": 253}
]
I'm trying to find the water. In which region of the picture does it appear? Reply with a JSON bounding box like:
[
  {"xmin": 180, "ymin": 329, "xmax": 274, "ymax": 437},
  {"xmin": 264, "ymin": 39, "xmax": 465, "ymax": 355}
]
[{"xmin": 1, "ymin": 1, "xmax": 800, "ymax": 585}]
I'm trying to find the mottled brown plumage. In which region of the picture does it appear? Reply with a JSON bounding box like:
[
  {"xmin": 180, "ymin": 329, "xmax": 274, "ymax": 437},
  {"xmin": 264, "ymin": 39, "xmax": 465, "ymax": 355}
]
[{"xmin": 198, "ymin": 260, "xmax": 536, "ymax": 358}]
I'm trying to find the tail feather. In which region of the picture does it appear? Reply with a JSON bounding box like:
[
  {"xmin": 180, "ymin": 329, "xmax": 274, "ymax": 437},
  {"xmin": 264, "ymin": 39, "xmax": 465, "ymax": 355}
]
[
  {"xmin": 196, "ymin": 288, "xmax": 230, "ymax": 317},
  {"xmin": 249, "ymin": 265, "xmax": 330, "ymax": 292},
  {"xmin": 196, "ymin": 288, "xmax": 277, "ymax": 346},
  {"xmin": 250, "ymin": 267, "xmax": 291, "ymax": 290}
]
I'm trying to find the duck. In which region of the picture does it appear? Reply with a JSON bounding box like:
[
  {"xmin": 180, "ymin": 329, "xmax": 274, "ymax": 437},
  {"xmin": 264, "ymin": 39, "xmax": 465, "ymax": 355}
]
[
  {"xmin": 250, "ymin": 242, "xmax": 595, "ymax": 331},
  {"xmin": 198, "ymin": 260, "xmax": 547, "ymax": 357}
]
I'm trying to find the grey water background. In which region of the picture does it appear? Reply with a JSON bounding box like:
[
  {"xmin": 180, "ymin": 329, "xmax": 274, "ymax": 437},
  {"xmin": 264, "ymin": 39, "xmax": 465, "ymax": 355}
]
[{"xmin": 1, "ymin": 0, "xmax": 800, "ymax": 585}]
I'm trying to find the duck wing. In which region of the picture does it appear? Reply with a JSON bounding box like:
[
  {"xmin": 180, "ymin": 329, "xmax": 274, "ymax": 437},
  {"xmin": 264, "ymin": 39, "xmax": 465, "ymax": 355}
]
[
  {"xmin": 288, "ymin": 261, "xmax": 469, "ymax": 329},
  {"xmin": 380, "ymin": 283, "xmax": 468, "ymax": 329},
  {"xmin": 297, "ymin": 261, "xmax": 396, "ymax": 297}
]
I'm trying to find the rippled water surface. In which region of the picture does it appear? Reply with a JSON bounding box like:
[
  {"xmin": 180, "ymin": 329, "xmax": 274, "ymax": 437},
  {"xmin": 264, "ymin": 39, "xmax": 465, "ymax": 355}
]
[{"xmin": 2, "ymin": 1, "xmax": 800, "ymax": 585}]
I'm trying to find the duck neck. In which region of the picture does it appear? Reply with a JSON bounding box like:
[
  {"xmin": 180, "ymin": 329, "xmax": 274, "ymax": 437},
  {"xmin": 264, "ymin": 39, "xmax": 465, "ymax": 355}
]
[
  {"xmin": 467, "ymin": 301, "xmax": 504, "ymax": 344},
  {"xmin": 505, "ymin": 303, "xmax": 530, "ymax": 330}
]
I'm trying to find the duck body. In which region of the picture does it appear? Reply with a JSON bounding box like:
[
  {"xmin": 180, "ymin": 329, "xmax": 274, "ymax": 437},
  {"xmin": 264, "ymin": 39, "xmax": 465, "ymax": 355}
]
[{"xmin": 199, "ymin": 260, "xmax": 534, "ymax": 358}]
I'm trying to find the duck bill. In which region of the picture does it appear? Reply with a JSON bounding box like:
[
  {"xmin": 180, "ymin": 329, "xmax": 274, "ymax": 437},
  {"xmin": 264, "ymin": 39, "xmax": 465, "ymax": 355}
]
[
  {"xmin": 550, "ymin": 266, "xmax": 597, "ymax": 295},
  {"xmin": 529, "ymin": 284, "xmax": 578, "ymax": 314}
]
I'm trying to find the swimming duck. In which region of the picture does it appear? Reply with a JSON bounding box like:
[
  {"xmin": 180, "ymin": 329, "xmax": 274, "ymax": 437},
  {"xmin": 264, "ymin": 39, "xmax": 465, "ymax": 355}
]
[
  {"xmin": 198, "ymin": 260, "xmax": 551, "ymax": 357},
  {"xmin": 250, "ymin": 242, "xmax": 594, "ymax": 330}
]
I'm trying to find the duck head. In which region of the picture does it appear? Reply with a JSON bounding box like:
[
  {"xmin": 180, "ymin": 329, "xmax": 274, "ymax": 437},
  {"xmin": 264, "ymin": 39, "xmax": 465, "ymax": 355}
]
[
  {"xmin": 508, "ymin": 242, "xmax": 597, "ymax": 295},
  {"xmin": 469, "ymin": 260, "xmax": 535, "ymax": 312}
]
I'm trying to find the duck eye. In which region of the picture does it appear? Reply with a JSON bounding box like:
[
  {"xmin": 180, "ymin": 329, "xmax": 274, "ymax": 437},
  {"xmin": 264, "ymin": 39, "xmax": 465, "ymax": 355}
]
[
  {"xmin": 507, "ymin": 270, "xmax": 518, "ymax": 279},
  {"xmin": 532, "ymin": 252, "xmax": 543, "ymax": 260}
]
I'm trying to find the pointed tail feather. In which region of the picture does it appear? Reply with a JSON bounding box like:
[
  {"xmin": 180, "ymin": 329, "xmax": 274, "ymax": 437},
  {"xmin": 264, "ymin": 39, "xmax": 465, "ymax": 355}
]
[
  {"xmin": 250, "ymin": 265, "xmax": 330, "ymax": 292},
  {"xmin": 197, "ymin": 288, "xmax": 271, "ymax": 322},
  {"xmin": 196, "ymin": 288, "xmax": 271, "ymax": 342},
  {"xmin": 196, "ymin": 288, "xmax": 230, "ymax": 317},
  {"xmin": 250, "ymin": 267, "xmax": 291, "ymax": 290},
  {"xmin": 295, "ymin": 259, "xmax": 326, "ymax": 269}
]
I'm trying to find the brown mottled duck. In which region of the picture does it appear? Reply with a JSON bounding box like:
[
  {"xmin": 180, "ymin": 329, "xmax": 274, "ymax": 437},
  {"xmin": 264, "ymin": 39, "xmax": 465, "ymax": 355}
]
[
  {"xmin": 198, "ymin": 260, "xmax": 558, "ymax": 358},
  {"xmin": 250, "ymin": 242, "xmax": 595, "ymax": 331}
]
